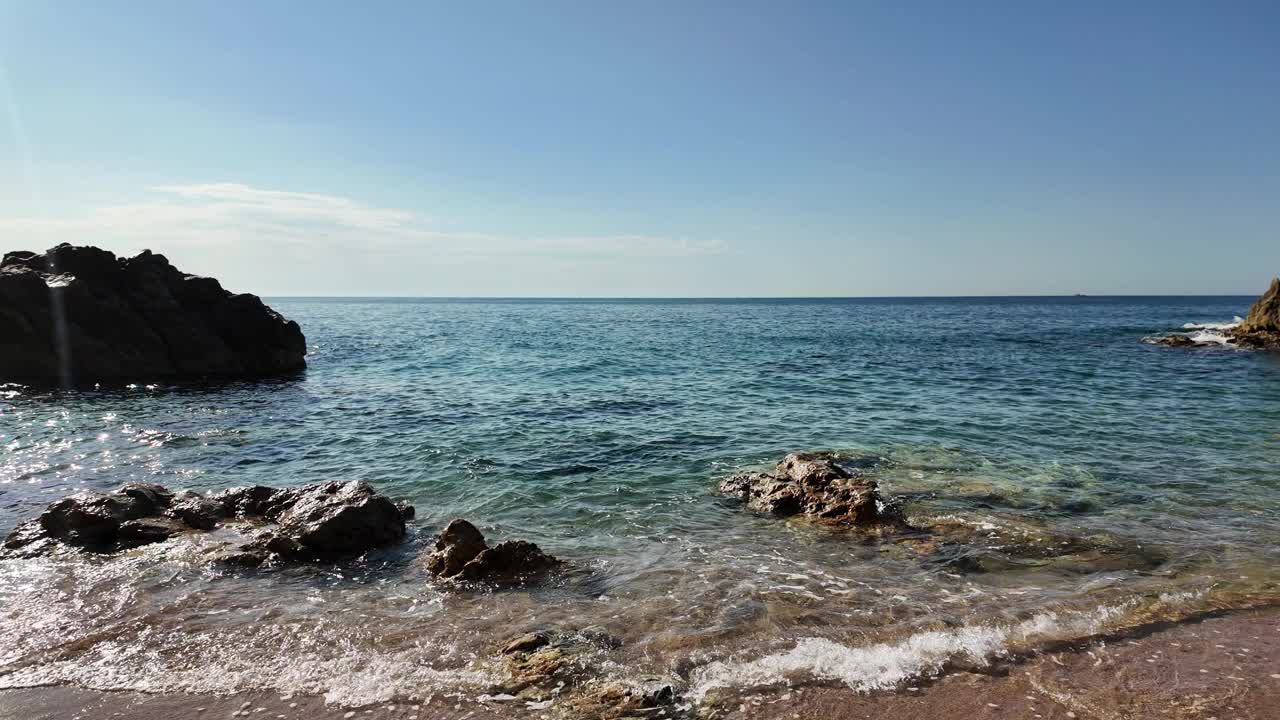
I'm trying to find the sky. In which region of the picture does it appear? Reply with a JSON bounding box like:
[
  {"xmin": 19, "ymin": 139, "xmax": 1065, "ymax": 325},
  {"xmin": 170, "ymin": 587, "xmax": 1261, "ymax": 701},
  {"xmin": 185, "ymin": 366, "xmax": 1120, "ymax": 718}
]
[{"xmin": 0, "ymin": 1, "xmax": 1277, "ymax": 297}]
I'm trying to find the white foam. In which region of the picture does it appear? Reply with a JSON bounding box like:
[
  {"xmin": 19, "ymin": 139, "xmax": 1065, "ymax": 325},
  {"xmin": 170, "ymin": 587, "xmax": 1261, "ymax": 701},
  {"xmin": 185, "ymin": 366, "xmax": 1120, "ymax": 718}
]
[
  {"xmin": 688, "ymin": 603, "xmax": 1136, "ymax": 699},
  {"xmin": 1182, "ymin": 317, "xmax": 1243, "ymax": 331}
]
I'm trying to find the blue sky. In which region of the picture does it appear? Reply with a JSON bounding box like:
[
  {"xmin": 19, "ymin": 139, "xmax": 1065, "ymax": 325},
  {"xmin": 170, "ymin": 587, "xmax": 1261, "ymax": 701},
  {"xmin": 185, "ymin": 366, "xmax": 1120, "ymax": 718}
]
[{"xmin": 1, "ymin": 1, "xmax": 1277, "ymax": 296}]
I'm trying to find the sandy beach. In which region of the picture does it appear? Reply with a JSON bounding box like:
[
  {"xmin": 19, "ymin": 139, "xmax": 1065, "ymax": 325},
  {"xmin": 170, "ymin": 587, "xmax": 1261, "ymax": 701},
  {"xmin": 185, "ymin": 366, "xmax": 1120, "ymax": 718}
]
[{"xmin": 4, "ymin": 606, "xmax": 1276, "ymax": 720}]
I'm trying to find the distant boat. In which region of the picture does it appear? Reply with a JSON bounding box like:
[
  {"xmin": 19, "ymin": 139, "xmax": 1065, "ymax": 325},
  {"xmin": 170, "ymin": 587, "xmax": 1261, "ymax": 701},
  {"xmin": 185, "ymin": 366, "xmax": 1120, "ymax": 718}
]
[{"xmin": 1074, "ymin": 293, "xmax": 1088, "ymax": 297}]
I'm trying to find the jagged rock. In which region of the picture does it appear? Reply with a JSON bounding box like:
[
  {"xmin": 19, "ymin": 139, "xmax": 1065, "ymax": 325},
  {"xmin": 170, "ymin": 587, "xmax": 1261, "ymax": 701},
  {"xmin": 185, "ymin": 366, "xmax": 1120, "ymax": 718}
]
[
  {"xmin": 1237, "ymin": 277, "xmax": 1280, "ymax": 334},
  {"xmin": 425, "ymin": 519, "xmax": 561, "ymax": 583},
  {"xmin": 270, "ymin": 481, "xmax": 407, "ymax": 559},
  {"xmin": 2, "ymin": 480, "xmax": 413, "ymax": 563},
  {"xmin": 213, "ymin": 485, "xmax": 284, "ymax": 518},
  {"xmin": 0, "ymin": 244, "xmax": 306, "ymax": 385},
  {"xmin": 167, "ymin": 490, "xmax": 224, "ymax": 531},
  {"xmin": 16, "ymin": 484, "xmax": 176, "ymax": 551},
  {"xmin": 719, "ymin": 451, "xmax": 908, "ymax": 527},
  {"xmin": 424, "ymin": 519, "xmax": 489, "ymax": 577},
  {"xmin": 1151, "ymin": 278, "xmax": 1280, "ymax": 349}
]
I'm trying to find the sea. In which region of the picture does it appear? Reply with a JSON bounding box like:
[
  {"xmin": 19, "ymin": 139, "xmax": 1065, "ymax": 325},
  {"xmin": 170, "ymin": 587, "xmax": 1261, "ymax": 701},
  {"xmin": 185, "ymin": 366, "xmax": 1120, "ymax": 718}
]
[{"xmin": 1, "ymin": 296, "xmax": 1277, "ymax": 708}]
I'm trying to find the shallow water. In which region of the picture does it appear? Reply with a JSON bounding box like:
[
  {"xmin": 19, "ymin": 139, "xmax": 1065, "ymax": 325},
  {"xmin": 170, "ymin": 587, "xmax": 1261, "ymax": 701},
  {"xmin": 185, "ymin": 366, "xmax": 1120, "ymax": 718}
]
[{"xmin": 1, "ymin": 296, "xmax": 1278, "ymax": 708}]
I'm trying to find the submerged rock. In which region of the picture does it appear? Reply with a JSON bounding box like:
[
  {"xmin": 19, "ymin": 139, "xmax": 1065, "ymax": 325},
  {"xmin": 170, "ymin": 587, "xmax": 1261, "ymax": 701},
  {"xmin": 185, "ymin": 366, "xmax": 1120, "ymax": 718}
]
[
  {"xmin": 719, "ymin": 451, "xmax": 908, "ymax": 528},
  {"xmin": 1148, "ymin": 334, "xmax": 1198, "ymax": 348},
  {"xmin": 2, "ymin": 480, "xmax": 414, "ymax": 564},
  {"xmin": 425, "ymin": 518, "xmax": 561, "ymax": 583},
  {"xmin": 0, "ymin": 244, "xmax": 306, "ymax": 385}
]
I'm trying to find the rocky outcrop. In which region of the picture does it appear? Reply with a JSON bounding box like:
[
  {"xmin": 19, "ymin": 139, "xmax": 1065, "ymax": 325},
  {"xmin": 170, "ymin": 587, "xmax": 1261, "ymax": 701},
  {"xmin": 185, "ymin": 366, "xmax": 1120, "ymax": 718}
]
[
  {"xmin": 425, "ymin": 518, "xmax": 561, "ymax": 583},
  {"xmin": 1230, "ymin": 277, "xmax": 1280, "ymax": 348},
  {"xmin": 1148, "ymin": 278, "xmax": 1280, "ymax": 349},
  {"xmin": 2, "ymin": 480, "xmax": 414, "ymax": 565},
  {"xmin": 719, "ymin": 452, "xmax": 1165, "ymax": 576},
  {"xmin": 718, "ymin": 451, "xmax": 908, "ymax": 528},
  {"xmin": 3, "ymin": 483, "xmax": 179, "ymax": 552},
  {"xmin": 0, "ymin": 244, "xmax": 306, "ymax": 385}
]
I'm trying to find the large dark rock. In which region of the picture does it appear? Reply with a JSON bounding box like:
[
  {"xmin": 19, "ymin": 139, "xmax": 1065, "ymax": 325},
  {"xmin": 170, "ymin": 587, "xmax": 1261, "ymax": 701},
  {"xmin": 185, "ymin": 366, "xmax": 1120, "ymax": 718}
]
[
  {"xmin": 719, "ymin": 451, "xmax": 908, "ymax": 528},
  {"xmin": 267, "ymin": 481, "xmax": 409, "ymax": 559},
  {"xmin": 425, "ymin": 518, "xmax": 561, "ymax": 583},
  {"xmin": 3, "ymin": 483, "xmax": 177, "ymax": 552},
  {"xmin": 0, "ymin": 244, "xmax": 306, "ymax": 385},
  {"xmin": 2, "ymin": 480, "xmax": 414, "ymax": 564}
]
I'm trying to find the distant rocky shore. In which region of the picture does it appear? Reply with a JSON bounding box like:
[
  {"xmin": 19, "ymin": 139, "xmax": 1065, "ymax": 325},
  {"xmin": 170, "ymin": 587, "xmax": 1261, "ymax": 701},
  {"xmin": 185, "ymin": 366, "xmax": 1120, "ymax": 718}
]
[
  {"xmin": 0, "ymin": 244, "xmax": 306, "ymax": 385},
  {"xmin": 1149, "ymin": 276, "xmax": 1280, "ymax": 348}
]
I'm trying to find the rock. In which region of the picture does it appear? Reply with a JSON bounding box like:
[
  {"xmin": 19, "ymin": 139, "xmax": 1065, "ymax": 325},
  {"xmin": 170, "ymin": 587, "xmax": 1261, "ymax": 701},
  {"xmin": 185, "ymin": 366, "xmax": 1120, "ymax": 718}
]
[
  {"xmin": 270, "ymin": 481, "xmax": 407, "ymax": 559},
  {"xmin": 719, "ymin": 451, "xmax": 908, "ymax": 527},
  {"xmin": 459, "ymin": 541, "xmax": 561, "ymax": 582},
  {"xmin": 117, "ymin": 517, "xmax": 188, "ymax": 547},
  {"xmin": 0, "ymin": 244, "xmax": 306, "ymax": 386},
  {"xmin": 1149, "ymin": 334, "xmax": 1198, "ymax": 347},
  {"xmin": 167, "ymin": 490, "xmax": 224, "ymax": 531},
  {"xmin": 34, "ymin": 487, "xmax": 166, "ymax": 549},
  {"xmin": 2, "ymin": 480, "xmax": 413, "ymax": 563},
  {"xmin": 425, "ymin": 519, "xmax": 561, "ymax": 583},
  {"xmin": 424, "ymin": 519, "xmax": 489, "ymax": 577},
  {"xmin": 502, "ymin": 631, "xmax": 552, "ymax": 655},
  {"xmin": 213, "ymin": 485, "xmax": 285, "ymax": 518},
  {"xmin": 1237, "ymin": 277, "xmax": 1280, "ymax": 334},
  {"xmin": 1228, "ymin": 279, "xmax": 1280, "ymax": 348}
]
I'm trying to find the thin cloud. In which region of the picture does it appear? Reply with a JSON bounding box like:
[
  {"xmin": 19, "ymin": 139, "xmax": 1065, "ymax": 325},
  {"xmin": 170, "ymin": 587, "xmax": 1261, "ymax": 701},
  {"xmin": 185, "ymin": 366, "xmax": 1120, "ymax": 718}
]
[{"xmin": 0, "ymin": 183, "xmax": 725, "ymax": 260}]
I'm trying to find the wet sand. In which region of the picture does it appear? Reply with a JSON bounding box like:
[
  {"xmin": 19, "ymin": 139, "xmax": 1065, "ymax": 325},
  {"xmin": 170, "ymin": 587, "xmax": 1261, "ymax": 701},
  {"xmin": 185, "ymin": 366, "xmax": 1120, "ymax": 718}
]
[{"xmin": 3, "ymin": 607, "xmax": 1277, "ymax": 720}]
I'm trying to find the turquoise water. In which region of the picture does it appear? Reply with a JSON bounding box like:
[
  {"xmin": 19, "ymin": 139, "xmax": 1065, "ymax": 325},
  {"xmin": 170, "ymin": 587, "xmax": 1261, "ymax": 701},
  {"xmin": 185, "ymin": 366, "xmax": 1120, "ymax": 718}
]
[{"xmin": 1, "ymin": 297, "xmax": 1278, "ymax": 706}]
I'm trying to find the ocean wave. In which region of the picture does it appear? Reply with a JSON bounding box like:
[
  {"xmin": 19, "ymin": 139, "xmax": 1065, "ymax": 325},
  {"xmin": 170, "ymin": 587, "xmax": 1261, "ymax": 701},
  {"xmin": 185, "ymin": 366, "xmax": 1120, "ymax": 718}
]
[
  {"xmin": 1182, "ymin": 316, "xmax": 1243, "ymax": 331},
  {"xmin": 686, "ymin": 592, "xmax": 1219, "ymax": 699}
]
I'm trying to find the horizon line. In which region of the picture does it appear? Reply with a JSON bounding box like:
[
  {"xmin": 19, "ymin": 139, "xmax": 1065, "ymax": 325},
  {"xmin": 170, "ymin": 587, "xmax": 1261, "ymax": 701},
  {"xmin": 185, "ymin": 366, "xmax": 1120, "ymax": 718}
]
[{"xmin": 261, "ymin": 293, "xmax": 1258, "ymax": 301}]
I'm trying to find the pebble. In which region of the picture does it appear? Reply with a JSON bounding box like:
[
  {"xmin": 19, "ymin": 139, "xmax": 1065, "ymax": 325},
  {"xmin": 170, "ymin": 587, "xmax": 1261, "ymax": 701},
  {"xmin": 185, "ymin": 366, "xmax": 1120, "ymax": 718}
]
[
  {"xmin": 343, "ymin": 713, "xmax": 355, "ymax": 719},
  {"xmin": 1271, "ymin": 673, "xmax": 1280, "ymax": 679}
]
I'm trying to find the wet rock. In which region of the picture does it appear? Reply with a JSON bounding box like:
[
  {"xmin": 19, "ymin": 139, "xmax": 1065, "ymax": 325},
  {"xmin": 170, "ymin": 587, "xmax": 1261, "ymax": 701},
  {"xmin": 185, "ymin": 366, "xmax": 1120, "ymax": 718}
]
[
  {"xmin": 1149, "ymin": 334, "xmax": 1198, "ymax": 347},
  {"xmin": 564, "ymin": 680, "xmax": 679, "ymax": 719},
  {"xmin": 271, "ymin": 481, "xmax": 407, "ymax": 559},
  {"xmin": 2, "ymin": 480, "xmax": 413, "ymax": 563},
  {"xmin": 31, "ymin": 485, "xmax": 170, "ymax": 550},
  {"xmin": 0, "ymin": 244, "xmax": 306, "ymax": 386},
  {"xmin": 117, "ymin": 517, "xmax": 188, "ymax": 547},
  {"xmin": 167, "ymin": 490, "xmax": 224, "ymax": 531},
  {"xmin": 425, "ymin": 519, "xmax": 561, "ymax": 583},
  {"xmin": 212, "ymin": 485, "xmax": 286, "ymax": 518},
  {"xmin": 719, "ymin": 451, "xmax": 908, "ymax": 528},
  {"xmin": 502, "ymin": 631, "xmax": 552, "ymax": 655},
  {"xmin": 424, "ymin": 519, "xmax": 489, "ymax": 577},
  {"xmin": 206, "ymin": 545, "xmax": 272, "ymax": 568}
]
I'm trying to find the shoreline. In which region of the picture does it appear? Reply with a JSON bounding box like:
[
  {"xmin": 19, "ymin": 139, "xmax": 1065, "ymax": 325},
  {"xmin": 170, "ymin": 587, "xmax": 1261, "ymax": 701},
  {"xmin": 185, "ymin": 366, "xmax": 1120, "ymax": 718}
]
[{"xmin": 4, "ymin": 605, "xmax": 1277, "ymax": 720}]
